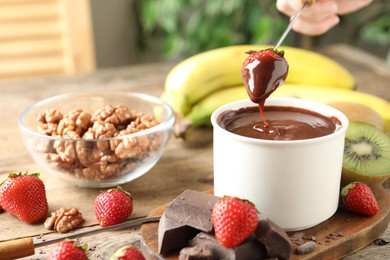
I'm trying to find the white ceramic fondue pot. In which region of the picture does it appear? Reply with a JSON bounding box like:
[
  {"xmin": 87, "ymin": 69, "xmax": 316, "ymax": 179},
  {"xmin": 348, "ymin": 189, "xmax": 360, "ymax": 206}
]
[{"xmin": 211, "ymin": 97, "xmax": 349, "ymax": 231}]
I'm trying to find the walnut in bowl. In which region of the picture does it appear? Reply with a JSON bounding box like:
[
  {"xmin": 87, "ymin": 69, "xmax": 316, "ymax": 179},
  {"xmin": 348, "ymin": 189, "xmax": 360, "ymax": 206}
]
[{"xmin": 18, "ymin": 91, "xmax": 175, "ymax": 188}]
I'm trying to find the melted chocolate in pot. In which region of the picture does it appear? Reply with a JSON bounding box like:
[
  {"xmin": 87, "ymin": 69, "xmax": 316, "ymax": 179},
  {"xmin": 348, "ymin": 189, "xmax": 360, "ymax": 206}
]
[{"xmin": 218, "ymin": 106, "xmax": 341, "ymax": 141}]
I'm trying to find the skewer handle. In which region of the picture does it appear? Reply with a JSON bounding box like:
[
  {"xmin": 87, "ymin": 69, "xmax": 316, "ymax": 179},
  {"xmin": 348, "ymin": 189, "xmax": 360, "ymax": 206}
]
[{"xmin": 0, "ymin": 237, "xmax": 35, "ymax": 260}]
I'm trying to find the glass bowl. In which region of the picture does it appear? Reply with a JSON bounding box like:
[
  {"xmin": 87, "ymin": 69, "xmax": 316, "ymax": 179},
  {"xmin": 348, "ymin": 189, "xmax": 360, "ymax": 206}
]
[{"xmin": 18, "ymin": 91, "xmax": 175, "ymax": 188}]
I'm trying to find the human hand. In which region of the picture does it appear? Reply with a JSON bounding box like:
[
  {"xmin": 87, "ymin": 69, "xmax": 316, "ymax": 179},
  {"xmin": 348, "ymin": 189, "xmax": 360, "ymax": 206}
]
[{"xmin": 276, "ymin": 0, "xmax": 373, "ymax": 36}]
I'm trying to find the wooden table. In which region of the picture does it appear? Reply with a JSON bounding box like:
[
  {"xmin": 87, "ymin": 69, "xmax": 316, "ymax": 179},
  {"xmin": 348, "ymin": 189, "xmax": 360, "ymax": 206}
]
[{"xmin": 0, "ymin": 44, "xmax": 389, "ymax": 259}]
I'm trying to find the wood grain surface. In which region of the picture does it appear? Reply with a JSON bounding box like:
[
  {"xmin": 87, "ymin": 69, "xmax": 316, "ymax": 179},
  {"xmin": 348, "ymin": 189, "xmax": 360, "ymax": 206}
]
[
  {"xmin": 0, "ymin": 44, "xmax": 389, "ymax": 259},
  {"xmin": 140, "ymin": 181, "xmax": 390, "ymax": 260}
]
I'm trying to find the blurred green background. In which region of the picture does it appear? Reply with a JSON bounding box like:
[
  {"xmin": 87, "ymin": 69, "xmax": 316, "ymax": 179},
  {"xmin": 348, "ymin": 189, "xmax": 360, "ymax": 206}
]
[
  {"xmin": 89, "ymin": 0, "xmax": 389, "ymax": 67},
  {"xmin": 133, "ymin": 0, "xmax": 390, "ymax": 63}
]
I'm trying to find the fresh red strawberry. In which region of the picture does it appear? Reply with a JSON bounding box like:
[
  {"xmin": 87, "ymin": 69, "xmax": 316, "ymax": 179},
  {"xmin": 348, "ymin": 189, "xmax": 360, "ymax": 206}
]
[
  {"xmin": 212, "ymin": 196, "xmax": 259, "ymax": 248},
  {"xmin": 341, "ymin": 181, "xmax": 379, "ymax": 217},
  {"xmin": 241, "ymin": 48, "xmax": 288, "ymax": 104},
  {"xmin": 111, "ymin": 245, "xmax": 145, "ymax": 260},
  {"xmin": 47, "ymin": 240, "xmax": 88, "ymax": 260},
  {"xmin": 94, "ymin": 186, "xmax": 133, "ymax": 227},
  {"xmin": 0, "ymin": 172, "xmax": 48, "ymax": 223}
]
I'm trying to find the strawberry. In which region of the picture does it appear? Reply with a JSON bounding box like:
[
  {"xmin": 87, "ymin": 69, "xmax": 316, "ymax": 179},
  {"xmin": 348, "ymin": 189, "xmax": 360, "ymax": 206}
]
[
  {"xmin": 0, "ymin": 172, "xmax": 48, "ymax": 223},
  {"xmin": 94, "ymin": 186, "xmax": 133, "ymax": 227},
  {"xmin": 241, "ymin": 48, "xmax": 288, "ymax": 104},
  {"xmin": 47, "ymin": 240, "xmax": 88, "ymax": 260},
  {"xmin": 212, "ymin": 196, "xmax": 259, "ymax": 248},
  {"xmin": 341, "ymin": 181, "xmax": 379, "ymax": 217},
  {"xmin": 110, "ymin": 245, "xmax": 145, "ymax": 260}
]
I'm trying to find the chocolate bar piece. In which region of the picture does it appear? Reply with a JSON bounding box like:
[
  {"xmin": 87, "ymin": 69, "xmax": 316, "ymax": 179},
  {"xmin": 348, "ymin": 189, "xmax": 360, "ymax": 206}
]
[
  {"xmin": 158, "ymin": 190, "xmax": 219, "ymax": 254},
  {"xmin": 189, "ymin": 232, "xmax": 267, "ymax": 260},
  {"xmin": 179, "ymin": 245, "xmax": 215, "ymax": 260},
  {"xmin": 164, "ymin": 190, "xmax": 219, "ymax": 232},
  {"xmin": 158, "ymin": 213, "xmax": 199, "ymax": 254},
  {"xmin": 255, "ymin": 217, "xmax": 293, "ymax": 260}
]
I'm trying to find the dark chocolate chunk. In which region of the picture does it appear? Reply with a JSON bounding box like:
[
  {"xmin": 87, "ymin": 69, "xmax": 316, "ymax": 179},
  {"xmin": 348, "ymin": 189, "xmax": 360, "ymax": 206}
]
[
  {"xmin": 179, "ymin": 245, "xmax": 216, "ymax": 260},
  {"xmin": 158, "ymin": 190, "xmax": 219, "ymax": 254},
  {"xmin": 374, "ymin": 238, "xmax": 390, "ymax": 246},
  {"xmin": 189, "ymin": 232, "xmax": 267, "ymax": 260},
  {"xmin": 255, "ymin": 217, "xmax": 293, "ymax": 260},
  {"xmin": 164, "ymin": 190, "xmax": 219, "ymax": 232},
  {"xmin": 295, "ymin": 241, "xmax": 316, "ymax": 255},
  {"xmin": 158, "ymin": 213, "xmax": 199, "ymax": 254}
]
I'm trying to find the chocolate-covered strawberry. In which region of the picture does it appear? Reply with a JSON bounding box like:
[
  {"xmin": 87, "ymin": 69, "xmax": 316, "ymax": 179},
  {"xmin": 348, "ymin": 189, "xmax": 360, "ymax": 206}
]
[{"xmin": 241, "ymin": 48, "xmax": 289, "ymax": 104}]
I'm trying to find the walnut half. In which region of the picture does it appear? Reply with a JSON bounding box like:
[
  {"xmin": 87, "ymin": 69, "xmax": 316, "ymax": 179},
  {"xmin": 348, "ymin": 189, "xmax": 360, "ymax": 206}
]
[{"xmin": 44, "ymin": 207, "xmax": 84, "ymax": 233}]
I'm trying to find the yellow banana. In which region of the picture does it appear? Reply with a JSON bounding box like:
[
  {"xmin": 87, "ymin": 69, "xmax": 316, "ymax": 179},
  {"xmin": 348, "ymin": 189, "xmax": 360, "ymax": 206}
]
[
  {"xmin": 185, "ymin": 84, "xmax": 390, "ymax": 130},
  {"xmin": 273, "ymin": 84, "xmax": 390, "ymax": 129},
  {"xmin": 163, "ymin": 45, "xmax": 249, "ymax": 116},
  {"xmin": 163, "ymin": 45, "xmax": 355, "ymax": 116},
  {"xmin": 282, "ymin": 48, "xmax": 355, "ymax": 88},
  {"xmin": 186, "ymin": 86, "xmax": 247, "ymax": 127}
]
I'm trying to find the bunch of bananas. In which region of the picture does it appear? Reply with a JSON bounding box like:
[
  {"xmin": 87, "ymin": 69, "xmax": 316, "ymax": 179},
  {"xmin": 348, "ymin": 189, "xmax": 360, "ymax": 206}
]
[{"xmin": 161, "ymin": 45, "xmax": 390, "ymax": 137}]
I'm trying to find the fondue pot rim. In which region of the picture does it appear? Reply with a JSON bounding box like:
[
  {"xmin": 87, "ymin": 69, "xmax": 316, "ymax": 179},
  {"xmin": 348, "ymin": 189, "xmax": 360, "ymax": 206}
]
[{"xmin": 211, "ymin": 97, "xmax": 349, "ymax": 145}]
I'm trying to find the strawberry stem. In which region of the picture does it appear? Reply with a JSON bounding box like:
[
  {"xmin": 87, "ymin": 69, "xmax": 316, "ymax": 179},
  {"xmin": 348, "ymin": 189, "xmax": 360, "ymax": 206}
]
[
  {"xmin": 341, "ymin": 181, "xmax": 358, "ymax": 197},
  {"xmin": 1, "ymin": 171, "xmax": 41, "ymax": 187},
  {"xmin": 245, "ymin": 48, "xmax": 285, "ymax": 57},
  {"xmin": 106, "ymin": 186, "xmax": 133, "ymax": 198},
  {"xmin": 272, "ymin": 48, "xmax": 285, "ymax": 57}
]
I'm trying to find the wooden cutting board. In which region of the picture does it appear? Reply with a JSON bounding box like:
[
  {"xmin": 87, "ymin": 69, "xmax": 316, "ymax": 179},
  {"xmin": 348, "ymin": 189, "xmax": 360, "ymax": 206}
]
[{"xmin": 140, "ymin": 181, "xmax": 390, "ymax": 260}]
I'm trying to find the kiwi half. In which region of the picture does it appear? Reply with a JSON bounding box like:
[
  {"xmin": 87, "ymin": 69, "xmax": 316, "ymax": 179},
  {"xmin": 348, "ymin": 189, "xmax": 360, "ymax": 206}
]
[
  {"xmin": 328, "ymin": 102, "xmax": 386, "ymax": 131},
  {"xmin": 342, "ymin": 121, "xmax": 390, "ymax": 185}
]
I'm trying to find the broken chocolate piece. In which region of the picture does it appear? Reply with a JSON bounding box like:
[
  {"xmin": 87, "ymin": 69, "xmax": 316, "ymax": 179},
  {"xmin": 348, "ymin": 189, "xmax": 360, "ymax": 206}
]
[
  {"xmin": 255, "ymin": 217, "xmax": 293, "ymax": 260},
  {"xmin": 296, "ymin": 241, "xmax": 316, "ymax": 255},
  {"xmin": 158, "ymin": 213, "xmax": 199, "ymax": 254},
  {"xmin": 189, "ymin": 232, "xmax": 267, "ymax": 260},
  {"xmin": 179, "ymin": 245, "xmax": 216, "ymax": 260},
  {"xmin": 158, "ymin": 190, "xmax": 219, "ymax": 254},
  {"xmin": 164, "ymin": 190, "xmax": 219, "ymax": 232}
]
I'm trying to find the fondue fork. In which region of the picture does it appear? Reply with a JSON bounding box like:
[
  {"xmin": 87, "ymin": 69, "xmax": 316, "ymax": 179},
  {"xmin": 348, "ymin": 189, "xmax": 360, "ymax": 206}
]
[
  {"xmin": 274, "ymin": 0, "xmax": 315, "ymax": 49},
  {"xmin": 0, "ymin": 215, "xmax": 161, "ymax": 260}
]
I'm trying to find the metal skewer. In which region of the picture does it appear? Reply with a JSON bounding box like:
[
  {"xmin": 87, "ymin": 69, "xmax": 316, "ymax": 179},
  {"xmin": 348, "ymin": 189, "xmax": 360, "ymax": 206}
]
[
  {"xmin": 274, "ymin": 1, "xmax": 311, "ymax": 49},
  {"xmin": 34, "ymin": 215, "xmax": 161, "ymax": 247},
  {"xmin": 0, "ymin": 215, "xmax": 161, "ymax": 260}
]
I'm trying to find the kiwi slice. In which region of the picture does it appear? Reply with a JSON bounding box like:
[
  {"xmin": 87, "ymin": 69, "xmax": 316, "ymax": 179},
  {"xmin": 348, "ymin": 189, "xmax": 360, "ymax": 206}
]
[
  {"xmin": 342, "ymin": 121, "xmax": 390, "ymax": 184},
  {"xmin": 329, "ymin": 102, "xmax": 385, "ymax": 131}
]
